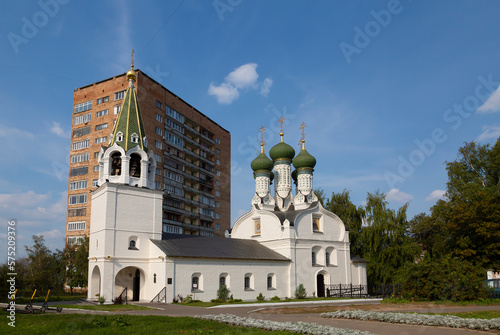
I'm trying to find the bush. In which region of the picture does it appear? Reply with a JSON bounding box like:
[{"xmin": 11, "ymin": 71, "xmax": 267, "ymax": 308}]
[
  {"xmin": 256, "ymin": 293, "xmax": 265, "ymax": 301},
  {"xmin": 217, "ymin": 285, "xmax": 231, "ymax": 302},
  {"xmin": 270, "ymin": 296, "xmax": 280, "ymax": 301},
  {"xmin": 97, "ymin": 295, "xmax": 105, "ymax": 305},
  {"xmin": 399, "ymin": 257, "xmax": 489, "ymax": 302},
  {"xmin": 228, "ymin": 298, "xmax": 242, "ymax": 303},
  {"xmin": 112, "ymin": 295, "xmax": 124, "ymax": 305},
  {"xmin": 294, "ymin": 284, "xmax": 307, "ymax": 299}
]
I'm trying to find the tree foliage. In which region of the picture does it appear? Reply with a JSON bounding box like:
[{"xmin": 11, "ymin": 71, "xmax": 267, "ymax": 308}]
[
  {"xmin": 25, "ymin": 235, "xmax": 65, "ymax": 290},
  {"xmin": 64, "ymin": 237, "xmax": 89, "ymax": 293}
]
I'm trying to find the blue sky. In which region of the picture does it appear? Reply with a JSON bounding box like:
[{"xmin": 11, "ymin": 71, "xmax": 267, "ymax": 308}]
[{"xmin": 1, "ymin": 0, "xmax": 500, "ymax": 260}]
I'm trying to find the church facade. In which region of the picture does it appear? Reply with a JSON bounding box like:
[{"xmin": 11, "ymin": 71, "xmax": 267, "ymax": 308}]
[{"xmin": 87, "ymin": 65, "xmax": 367, "ymax": 303}]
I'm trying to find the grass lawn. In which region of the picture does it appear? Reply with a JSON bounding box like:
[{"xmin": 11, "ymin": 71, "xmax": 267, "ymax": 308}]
[
  {"xmin": 434, "ymin": 311, "xmax": 500, "ymax": 319},
  {"xmin": 0, "ymin": 313, "xmax": 296, "ymax": 335},
  {"xmin": 51, "ymin": 304, "xmax": 154, "ymax": 311}
]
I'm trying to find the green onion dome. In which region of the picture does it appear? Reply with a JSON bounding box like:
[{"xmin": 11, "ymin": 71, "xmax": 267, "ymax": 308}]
[
  {"xmin": 292, "ymin": 140, "xmax": 316, "ymax": 169},
  {"xmin": 291, "ymin": 169, "xmax": 298, "ymax": 183},
  {"xmin": 269, "ymin": 133, "xmax": 295, "ymax": 161},
  {"xmin": 251, "ymin": 144, "xmax": 274, "ymax": 172}
]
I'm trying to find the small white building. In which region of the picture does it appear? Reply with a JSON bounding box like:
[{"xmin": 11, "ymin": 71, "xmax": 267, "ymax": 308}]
[{"xmin": 87, "ymin": 65, "xmax": 367, "ymax": 303}]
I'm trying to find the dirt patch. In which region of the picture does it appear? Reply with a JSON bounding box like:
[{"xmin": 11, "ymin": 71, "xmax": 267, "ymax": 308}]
[{"xmin": 256, "ymin": 302, "xmax": 500, "ymax": 315}]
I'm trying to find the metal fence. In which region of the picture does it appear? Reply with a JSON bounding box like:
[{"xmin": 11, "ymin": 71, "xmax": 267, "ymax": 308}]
[{"xmin": 325, "ymin": 284, "xmax": 369, "ymax": 298}]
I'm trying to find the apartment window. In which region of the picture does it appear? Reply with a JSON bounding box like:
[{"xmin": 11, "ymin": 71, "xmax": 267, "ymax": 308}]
[
  {"xmin": 166, "ymin": 106, "xmax": 184, "ymax": 123},
  {"xmin": 96, "ymin": 96, "xmax": 109, "ymax": 104},
  {"xmin": 215, "ymin": 212, "xmax": 221, "ymax": 219},
  {"xmin": 70, "ymin": 166, "xmax": 88, "ymax": 177},
  {"xmin": 68, "ymin": 208, "xmax": 86, "ymax": 217},
  {"xmin": 67, "ymin": 236, "xmax": 84, "ymax": 245},
  {"xmin": 165, "ymin": 171, "xmax": 183, "ymax": 183},
  {"xmin": 67, "ymin": 221, "xmax": 86, "ymax": 231},
  {"xmin": 94, "ymin": 152, "xmax": 99, "ymax": 159},
  {"xmin": 92, "ymin": 179, "xmax": 99, "ymax": 187},
  {"xmin": 70, "ymin": 180, "xmax": 88, "ymax": 191},
  {"xmin": 72, "ymin": 126, "xmax": 90, "ymax": 138},
  {"xmin": 156, "ymin": 100, "xmax": 163, "ymax": 109},
  {"xmin": 216, "ymin": 169, "xmax": 221, "ymax": 176},
  {"xmin": 95, "ymin": 123, "xmax": 108, "ymax": 131},
  {"xmin": 215, "ymin": 191, "xmax": 220, "ymax": 197},
  {"xmin": 93, "ymin": 165, "xmax": 99, "ymax": 172},
  {"xmin": 155, "ymin": 140, "xmax": 162, "ymax": 150},
  {"xmin": 200, "ymin": 208, "xmax": 214, "ymax": 217},
  {"xmin": 215, "ymin": 180, "xmax": 221, "ymax": 186},
  {"xmin": 114, "ymin": 90, "xmax": 125, "ymax": 100},
  {"xmin": 95, "ymin": 136, "xmax": 107, "ymax": 144},
  {"xmin": 164, "ymin": 131, "xmax": 183, "ymax": 148},
  {"xmin": 215, "ymin": 223, "xmax": 220, "ymax": 230},
  {"xmin": 74, "ymin": 100, "xmax": 92, "ymax": 114},
  {"xmin": 96, "ymin": 109, "xmax": 108, "ymax": 117},
  {"xmin": 154, "ymin": 153, "xmax": 161, "ymax": 163},
  {"xmin": 216, "ymin": 159, "xmax": 220, "ymax": 165},
  {"xmin": 114, "ymin": 105, "xmax": 121, "ymax": 115},
  {"xmin": 216, "ymin": 148, "xmax": 221, "ymax": 154},
  {"xmin": 215, "ymin": 137, "xmax": 221, "ymax": 144},
  {"xmin": 216, "ymin": 201, "xmax": 220, "ymax": 208},
  {"xmin": 72, "ymin": 139, "xmax": 90, "ymax": 151},
  {"xmin": 155, "ymin": 181, "xmax": 161, "ymax": 189},
  {"xmin": 155, "ymin": 113, "xmax": 162, "ymax": 122},
  {"xmin": 155, "ymin": 168, "xmax": 161, "ymax": 176},
  {"xmin": 69, "ymin": 194, "xmax": 87, "ymax": 205},
  {"xmin": 74, "ymin": 113, "xmax": 91, "ymax": 126},
  {"xmin": 155, "ymin": 127, "xmax": 162, "ymax": 136},
  {"xmin": 70, "ymin": 152, "xmax": 89, "ymax": 164}
]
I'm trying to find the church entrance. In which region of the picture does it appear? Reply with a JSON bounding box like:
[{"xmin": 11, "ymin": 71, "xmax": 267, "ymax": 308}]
[
  {"xmin": 132, "ymin": 269, "xmax": 140, "ymax": 301},
  {"xmin": 115, "ymin": 267, "xmax": 144, "ymax": 302},
  {"xmin": 317, "ymin": 273, "xmax": 325, "ymax": 297}
]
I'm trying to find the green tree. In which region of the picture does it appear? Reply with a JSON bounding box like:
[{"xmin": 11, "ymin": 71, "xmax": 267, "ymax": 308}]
[
  {"xmin": 64, "ymin": 237, "xmax": 89, "ymax": 294},
  {"xmin": 314, "ymin": 188, "xmax": 327, "ymax": 207},
  {"xmin": 409, "ymin": 208, "xmax": 447, "ymax": 261},
  {"xmin": 324, "ymin": 189, "xmax": 364, "ymax": 257},
  {"xmin": 362, "ymin": 191, "xmax": 420, "ymax": 284},
  {"xmin": 25, "ymin": 235, "xmax": 65, "ymax": 291},
  {"xmin": 441, "ymin": 139, "xmax": 500, "ymax": 269}
]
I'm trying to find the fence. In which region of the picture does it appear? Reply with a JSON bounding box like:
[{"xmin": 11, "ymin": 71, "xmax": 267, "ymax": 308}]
[
  {"xmin": 368, "ymin": 283, "xmax": 402, "ymax": 298},
  {"xmin": 325, "ymin": 284, "xmax": 368, "ymax": 298}
]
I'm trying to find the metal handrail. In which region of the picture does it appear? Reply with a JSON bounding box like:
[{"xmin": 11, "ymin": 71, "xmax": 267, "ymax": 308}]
[{"xmin": 150, "ymin": 287, "xmax": 167, "ymax": 303}]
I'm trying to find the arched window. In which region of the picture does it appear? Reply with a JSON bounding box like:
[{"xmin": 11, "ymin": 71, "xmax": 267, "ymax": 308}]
[
  {"xmin": 111, "ymin": 152, "xmax": 122, "ymax": 176},
  {"xmin": 326, "ymin": 252, "xmax": 330, "ymax": 266},
  {"xmin": 192, "ymin": 273, "xmax": 202, "ymax": 292},
  {"xmin": 130, "ymin": 153, "xmax": 141, "ymax": 178},
  {"xmin": 116, "ymin": 132, "xmax": 123, "ymax": 142},
  {"xmin": 128, "ymin": 239, "xmax": 138, "ymax": 250},
  {"xmin": 267, "ymin": 273, "xmax": 276, "ymax": 289},
  {"xmin": 131, "ymin": 133, "xmax": 139, "ymax": 144},
  {"xmin": 244, "ymin": 273, "xmax": 253, "ymax": 290},
  {"xmin": 312, "ymin": 251, "xmax": 317, "ymax": 265}
]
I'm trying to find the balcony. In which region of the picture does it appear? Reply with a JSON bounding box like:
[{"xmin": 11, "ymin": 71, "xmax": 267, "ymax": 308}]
[
  {"xmin": 184, "ymin": 136, "xmax": 200, "ymax": 147},
  {"xmin": 184, "ymin": 123, "xmax": 199, "ymax": 135},
  {"xmin": 184, "ymin": 149, "xmax": 199, "ymax": 159},
  {"xmin": 182, "ymin": 184, "xmax": 199, "ymax": 193},
  {"xmin": 200, "ymin": 132, "xmax": 215, "ymax": 145}
]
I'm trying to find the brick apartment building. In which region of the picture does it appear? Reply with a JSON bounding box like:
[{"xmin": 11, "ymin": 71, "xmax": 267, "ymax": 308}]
[{"xmin": 66, "ymin": 70, "xmax": 230, "ymax": 245}]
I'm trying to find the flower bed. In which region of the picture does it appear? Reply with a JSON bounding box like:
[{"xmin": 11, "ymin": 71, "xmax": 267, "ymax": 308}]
[
  {"xmin": 321, "ymin": 310, "xmax": 500, "ymax": 331},
  {"xmin": 196, "ymin": 314, "xmax": 374, "ymax": 335}
]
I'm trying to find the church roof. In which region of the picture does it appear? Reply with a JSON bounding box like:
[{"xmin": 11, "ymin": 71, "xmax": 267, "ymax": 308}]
[
  {"xmin": 151, "ymin": 235, "xmax": 290, "ymax": 261},
  {"xmin": 109, "ymin": 66, "xmax": 148, "ymax": 152}
]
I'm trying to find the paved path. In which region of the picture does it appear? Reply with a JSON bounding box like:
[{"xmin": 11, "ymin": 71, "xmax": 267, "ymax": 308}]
[{"xmin": 4, "ymin": 300, "xmax": 499, "ymax": 334}]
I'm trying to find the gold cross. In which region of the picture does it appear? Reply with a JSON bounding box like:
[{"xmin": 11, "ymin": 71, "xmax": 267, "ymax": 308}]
[
  {"xmin": 131, "ymin": 49, "xmax": 135, "ymax": 67},
  {"xmin": 279, "ymin": 115, "xmax": 285, "ymax": 133},
  {"xmin": 300, "ymin": 122, "xmax": 307, "ymax": 142},
  {"xmin": 259, "ymin": 126, "xmax": 266, "ymax": 146}
]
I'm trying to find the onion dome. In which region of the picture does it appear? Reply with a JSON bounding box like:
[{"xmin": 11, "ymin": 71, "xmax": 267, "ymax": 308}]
[
  {"xmin": 291, "ymin": 169, "xmax": 298, "ymax": 184},
  {"xmin": 251, "ymin": 144, "xmax": 273, "ymax": 172},
  {"xmin": 127, "ymin": 65, "xmax": 137, "ymax": 81},
  {"xmin": 293, "ymin": 140, "xmax": 316, "ymax": 169},
  {"xmin": 269, "ymin": 132, "xmax": 295, "ymax": 161}
]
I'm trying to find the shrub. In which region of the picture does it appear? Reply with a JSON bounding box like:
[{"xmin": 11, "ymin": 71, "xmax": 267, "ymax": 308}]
[
  {"xmin": 228, "ymin": 298, "xmax": 242, "ymax": 303},
  {"xmin": 217, "ymin": 285, "xmax": 231, "ymax": 302},
  {"xmin": 256, "ymin": 293, "xmax": 265, "ymax": 301},
  {"xmin": 270, "ymin": 296, "xmax": 280, "ymax": 301},
  {"xmin": 112, "ymin": 295, "xmax": 124, "ymax": 305},
  {"xmin": 399, "ymin": 257, "xmax": 489, "ymax": 302},
  {"xmin": 97, "ymin": 295, "xmax": 105, "ymax": 305},
  {"xmin": 294, "ymin": 284, "xmax": 307, "ymax": 299},
  {"xmin": 183, "ymin": 294, "xmax": 193, "ymax": 303}
]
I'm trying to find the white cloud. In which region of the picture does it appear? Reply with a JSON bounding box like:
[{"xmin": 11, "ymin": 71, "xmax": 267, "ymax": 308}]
[
  {"xmin": 0, "ymin": 124, "xmax": 34, "ymax": 140},
  {"xmin": 260, "ymin": 77, "xmax": 273, "ymax": 96},
  {"xmin": 477, "ymin": 86, "xmax": 500, "ymax": 113},
  {"xmin": 476, "ymin": 124, "xmax": 500, "ymax": 142},
  {"xmin": 425, "ymin": 189, "xmax": 446, "ymax": 202},
  {"xmin": 208, "ymin": 82, "xmax": 239, "ymax": 104},
  {"xmin": 385, "ymin": 188, "xmax": 413, "ymax": 203},
  {"xmin": 50, "ymin": 121, "xmax": 70, "ymax": 138},
  {"xmin": 208, "ymin": 63, "xmax": 272, "ymax": 104},
  {"xmin": 226, "ymin": 63, "xmax": 259, "ymax": 89},
  {"xmin": 0, "ymin": 190, "xmax": 50, "ymax": 210}
]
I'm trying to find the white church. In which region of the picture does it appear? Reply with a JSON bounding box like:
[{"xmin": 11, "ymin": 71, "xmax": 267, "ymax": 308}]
[{"xmin": 87, "ymin": 65, "xmax": 367, "ymax": 303}]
